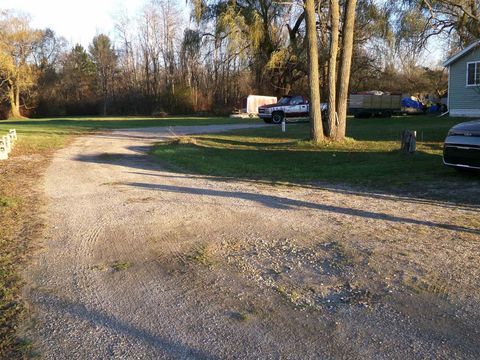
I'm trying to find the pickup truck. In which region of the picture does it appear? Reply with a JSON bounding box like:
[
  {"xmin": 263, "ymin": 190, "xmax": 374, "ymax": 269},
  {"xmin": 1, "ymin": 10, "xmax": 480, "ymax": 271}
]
[{"xmin": 258, "ymin": 95, "xmax": 327, "ymax": 124}]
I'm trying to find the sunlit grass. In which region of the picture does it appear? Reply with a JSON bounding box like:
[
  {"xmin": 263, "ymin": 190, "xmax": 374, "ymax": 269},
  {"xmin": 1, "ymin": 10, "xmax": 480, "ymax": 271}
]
[
  {"xmin": 151, "ymin": 115, "xmax": 478, "ymax": 188},
  {"xmin": 0, "ymin": 115, "xmax": 256, "ymax": 153}
]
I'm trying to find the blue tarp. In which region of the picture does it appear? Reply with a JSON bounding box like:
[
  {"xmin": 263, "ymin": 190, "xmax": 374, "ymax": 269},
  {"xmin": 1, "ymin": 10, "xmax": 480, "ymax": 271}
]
[{"xmin": 401, "ymin": 98, "xmax": 423, "ymax": 109}]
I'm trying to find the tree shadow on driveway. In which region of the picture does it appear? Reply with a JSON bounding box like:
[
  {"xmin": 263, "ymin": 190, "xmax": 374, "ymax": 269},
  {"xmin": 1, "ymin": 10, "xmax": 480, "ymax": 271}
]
[
  {"xmin": 123, "ymin": 182, "xmax": 480, "ymax": 236},
  {"xmin": 30, "ymin": 289, "xmax": 218, "ymax": 360},
  {"xmin": 73, "ymin": 149, "xmax": 480, "ymax": 227},
  {"xmin": 123, "ymin": 170, "xmax": 480, "ymax": 212},
  {"xmin": 75, "ymin": 148, "xmax": 480, "ymax": 210}
]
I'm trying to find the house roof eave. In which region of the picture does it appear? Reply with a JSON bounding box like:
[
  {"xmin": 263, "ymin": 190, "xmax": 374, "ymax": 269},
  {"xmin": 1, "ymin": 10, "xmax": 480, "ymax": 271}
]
[{"xmin": 443, "ymin": 40, "xmax": 480, "ymax": 67}]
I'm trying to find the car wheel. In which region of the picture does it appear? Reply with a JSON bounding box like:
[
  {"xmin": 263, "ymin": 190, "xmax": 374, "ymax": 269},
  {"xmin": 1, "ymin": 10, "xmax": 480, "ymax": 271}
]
[{"xmin": 272, "ymin": 112, "xmax": 284, "ymax": 124}]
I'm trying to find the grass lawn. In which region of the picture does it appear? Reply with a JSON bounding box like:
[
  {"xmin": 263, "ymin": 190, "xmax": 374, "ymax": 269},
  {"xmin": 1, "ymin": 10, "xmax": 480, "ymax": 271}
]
[
  {"xmin": 0, "ymin": 116, "xmax": 256, "ymax": 153},
  {"xmin": 0, "ymin": 115, "xmax": 254, "ymax": 357},
  {"xmin": 151, "ymin": 115, "xmax": 480, "ymax": 191}
]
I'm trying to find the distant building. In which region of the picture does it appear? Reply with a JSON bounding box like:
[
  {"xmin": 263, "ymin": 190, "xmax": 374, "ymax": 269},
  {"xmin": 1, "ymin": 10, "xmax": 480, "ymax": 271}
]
[{"xmin": 444, "ymin": 40, "xmax": 480, "ymax": 117}]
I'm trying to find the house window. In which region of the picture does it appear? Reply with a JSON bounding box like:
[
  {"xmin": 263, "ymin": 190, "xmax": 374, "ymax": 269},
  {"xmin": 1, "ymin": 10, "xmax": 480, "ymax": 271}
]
[{"xmin": 467, "ymin": 61, "xmax": 480, "ymax": 86}]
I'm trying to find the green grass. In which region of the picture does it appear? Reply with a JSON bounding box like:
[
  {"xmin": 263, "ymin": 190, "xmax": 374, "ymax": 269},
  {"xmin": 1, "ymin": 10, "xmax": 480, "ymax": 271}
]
[
  {"xmin": 111, "ymin": 261, "xmax": 131, "ymax": 271},
  {"xmin": 0, "ymin": 115, "xmax": 257, "ymax": 153},
  {"xmin": 0, "ymin": 197, "xmax": 18, "ymax": 208},
  {"xmin": 150, "ymin": 115, "xmax": 479, "ymax": 190}
]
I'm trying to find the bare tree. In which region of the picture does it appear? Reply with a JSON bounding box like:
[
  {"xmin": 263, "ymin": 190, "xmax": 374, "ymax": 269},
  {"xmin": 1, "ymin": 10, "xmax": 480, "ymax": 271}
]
[
  {"xmin": 115, "ymin": 11, "xmax": 138, "ymax": 93},
  {"xmin": 33, "ymin": 28, "xmax": 67, "ymax": 70},
  {"xmin": 157, "ymin": 0, "xmax": 181, "ymax": 96},
  {"xmin": 417, "ymin": 0, "xmax": 480, "ymax": 47},
  {"xmin": 181, "ymin": 29, "xmax": 202, "ymax": 109},
  {"xmin": 137, "ymin": 2, "xmax": 160, "ymax": 101}
]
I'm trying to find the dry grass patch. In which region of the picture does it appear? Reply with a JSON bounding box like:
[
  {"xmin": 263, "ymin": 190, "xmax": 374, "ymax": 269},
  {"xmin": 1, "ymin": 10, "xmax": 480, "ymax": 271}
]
[
  {"xmin": 111, "ymin": 261, "xmax": 131, "ymax": 271},
  {"xmin": 0, "ymin": 149, "xmax": 53, "ymax": 358},
  {"xmin": 186, "ymin": 244, "xmax": 215, "ymax": 267}
]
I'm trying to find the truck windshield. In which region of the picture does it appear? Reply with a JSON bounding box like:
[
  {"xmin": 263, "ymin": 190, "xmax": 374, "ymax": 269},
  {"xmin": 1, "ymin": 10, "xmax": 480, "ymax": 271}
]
[{"xmin": 277, "ymin": 97, "xmax": 292, "ymax": 105}]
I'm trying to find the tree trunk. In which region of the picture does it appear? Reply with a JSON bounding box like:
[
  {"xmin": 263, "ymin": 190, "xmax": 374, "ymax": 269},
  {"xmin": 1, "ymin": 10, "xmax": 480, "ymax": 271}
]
[
  {"xmin": 305, "ymin": 0, "xmax": 324, "ymax": 144},
  {"xmin": 7, "ymin": 85, "xmax": 22, "ymax": 119},
  {"xmin": 103, "ymin": 96, "xmax": 107, "ymax": 116},
  {"xmin": 102, "ymin": 78, "xmax": 108, "ymax": 116},
  {"xmin": 327, "ymin": 0, "xmax": 340, "ymax": 138},
  {"xmin": 335, "ymin": 0, "xmax": 357, "ymax": 141}
]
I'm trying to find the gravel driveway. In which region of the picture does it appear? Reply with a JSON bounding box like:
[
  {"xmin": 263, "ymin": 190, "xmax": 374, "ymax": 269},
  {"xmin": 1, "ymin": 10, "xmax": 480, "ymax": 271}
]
[{"xmin": 24, "ymin": 124, "xmax": 480, "ymax": 359}]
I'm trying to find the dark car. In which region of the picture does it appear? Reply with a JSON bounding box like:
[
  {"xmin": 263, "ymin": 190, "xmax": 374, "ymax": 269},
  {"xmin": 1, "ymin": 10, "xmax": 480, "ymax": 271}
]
[{"xmin": 443, "ymin": 120, "xmax": 480, "ymax": 170}]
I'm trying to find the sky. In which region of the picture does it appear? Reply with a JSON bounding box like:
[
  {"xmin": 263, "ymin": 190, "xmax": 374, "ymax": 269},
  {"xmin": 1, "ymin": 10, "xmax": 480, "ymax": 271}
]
[{"xmin": 0, "ymin": 0, "xmax": 189, "ymax": 47}]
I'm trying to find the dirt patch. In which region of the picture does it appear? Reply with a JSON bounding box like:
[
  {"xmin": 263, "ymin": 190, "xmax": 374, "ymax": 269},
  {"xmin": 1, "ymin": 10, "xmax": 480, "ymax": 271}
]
[{"xmin": 223, "ymin": 237, "xmax": 379, "ymax": 310}]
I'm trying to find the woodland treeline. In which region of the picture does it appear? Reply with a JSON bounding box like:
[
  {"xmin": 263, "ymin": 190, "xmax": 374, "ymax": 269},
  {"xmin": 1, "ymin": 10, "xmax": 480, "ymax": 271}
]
[{"xmin": 0, "ymin": 0, "xmax": 478, "ymax": 119}]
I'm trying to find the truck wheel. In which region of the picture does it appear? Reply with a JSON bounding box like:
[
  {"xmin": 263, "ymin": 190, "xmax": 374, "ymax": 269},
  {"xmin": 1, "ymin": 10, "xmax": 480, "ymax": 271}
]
[{"xmin": 272, "ymin": 112, "xmax": 284, "ymax": 124}]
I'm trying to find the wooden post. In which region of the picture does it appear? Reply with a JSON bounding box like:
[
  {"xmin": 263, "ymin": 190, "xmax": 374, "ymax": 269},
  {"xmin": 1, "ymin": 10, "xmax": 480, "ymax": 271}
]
[{"xmin": 401, "ymin": 130, "xmax": 416, "ymax": 154}]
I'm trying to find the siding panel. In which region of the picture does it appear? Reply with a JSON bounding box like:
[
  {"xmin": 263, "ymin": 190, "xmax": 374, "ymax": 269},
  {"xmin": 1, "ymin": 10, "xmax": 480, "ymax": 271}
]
[{"xmin": 449, "ymin": 47, "xmax": 480, "ymax": 114}]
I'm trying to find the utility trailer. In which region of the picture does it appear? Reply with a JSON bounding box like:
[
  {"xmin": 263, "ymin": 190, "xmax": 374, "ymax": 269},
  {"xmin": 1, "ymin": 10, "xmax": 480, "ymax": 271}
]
[
  {"xmin": 231, "ymin": 95, "xmax": 278, "ymax": 118},
  {"xmin": 348, "ymin": 93, "xmax": 402, "ymax": 118}
]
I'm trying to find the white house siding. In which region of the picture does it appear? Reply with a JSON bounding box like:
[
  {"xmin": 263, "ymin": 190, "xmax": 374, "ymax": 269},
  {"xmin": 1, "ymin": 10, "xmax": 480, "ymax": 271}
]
[{"xmin": 448, "ymin": 47, "xmax": 480, "ymax": 117}]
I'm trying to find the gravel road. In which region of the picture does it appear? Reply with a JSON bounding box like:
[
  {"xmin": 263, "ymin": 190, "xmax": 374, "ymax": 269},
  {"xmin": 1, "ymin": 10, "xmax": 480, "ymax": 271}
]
[{"xmin": 24, "ymin": 124, "xmax": 480, "ymax": 359}]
